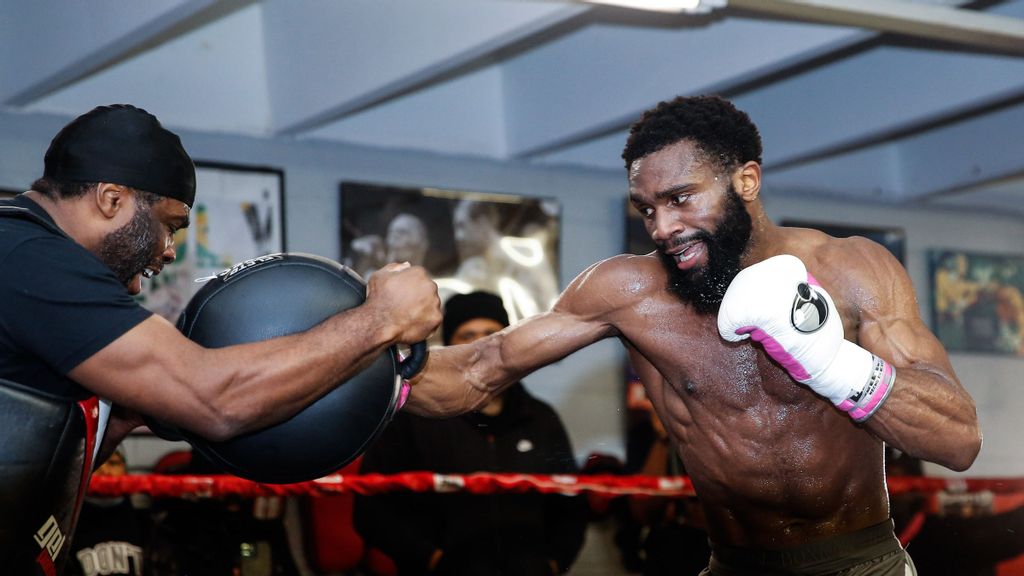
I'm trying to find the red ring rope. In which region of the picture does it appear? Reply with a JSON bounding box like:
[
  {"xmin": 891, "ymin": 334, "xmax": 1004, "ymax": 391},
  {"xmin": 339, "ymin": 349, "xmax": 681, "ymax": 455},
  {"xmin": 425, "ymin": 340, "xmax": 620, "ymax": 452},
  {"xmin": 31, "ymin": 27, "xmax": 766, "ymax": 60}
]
[{"xmin": 88, "ymin": 473, "xmax": 1024, "ymax": 499}]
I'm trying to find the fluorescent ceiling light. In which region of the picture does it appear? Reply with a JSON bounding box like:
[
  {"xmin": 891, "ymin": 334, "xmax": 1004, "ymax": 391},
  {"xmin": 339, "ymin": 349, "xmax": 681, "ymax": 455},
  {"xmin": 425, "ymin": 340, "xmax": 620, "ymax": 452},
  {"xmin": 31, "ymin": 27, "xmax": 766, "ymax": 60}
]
[{"xmin": 581, "ymin": 0, "xmax": 725, "ymax": 13}]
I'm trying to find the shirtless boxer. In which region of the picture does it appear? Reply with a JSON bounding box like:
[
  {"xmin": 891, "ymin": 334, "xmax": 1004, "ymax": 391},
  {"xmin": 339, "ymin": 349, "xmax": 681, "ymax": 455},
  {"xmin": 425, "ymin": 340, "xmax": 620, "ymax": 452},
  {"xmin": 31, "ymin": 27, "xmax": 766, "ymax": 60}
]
[{"xmin": 406, "ymin": 95, "xmax": 981, "ymax": 575}]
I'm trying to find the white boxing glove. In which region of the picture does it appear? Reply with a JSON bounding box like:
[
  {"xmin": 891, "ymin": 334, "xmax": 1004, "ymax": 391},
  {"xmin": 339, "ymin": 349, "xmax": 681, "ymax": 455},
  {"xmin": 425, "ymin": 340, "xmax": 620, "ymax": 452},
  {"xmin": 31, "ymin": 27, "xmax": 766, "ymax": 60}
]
[{"xmin": 717, "ymin": 254, "xmax": 894, "ymax": 422}]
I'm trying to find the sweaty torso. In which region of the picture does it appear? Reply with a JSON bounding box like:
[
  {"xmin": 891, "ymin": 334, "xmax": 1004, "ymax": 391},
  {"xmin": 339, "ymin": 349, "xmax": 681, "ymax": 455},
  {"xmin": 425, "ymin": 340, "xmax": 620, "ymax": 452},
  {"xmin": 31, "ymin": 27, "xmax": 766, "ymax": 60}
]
[{"xmin": 599, "ymin": 231, "xmax": 888, "ymax": 549}]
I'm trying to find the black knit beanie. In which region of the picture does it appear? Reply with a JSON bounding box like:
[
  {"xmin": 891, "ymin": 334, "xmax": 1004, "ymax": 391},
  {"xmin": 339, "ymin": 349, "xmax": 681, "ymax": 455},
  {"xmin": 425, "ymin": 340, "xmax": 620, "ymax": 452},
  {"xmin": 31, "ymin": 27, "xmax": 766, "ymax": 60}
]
[{"xmin": 442, "ymin": 291, "xmax": 509, "ymax": 345}]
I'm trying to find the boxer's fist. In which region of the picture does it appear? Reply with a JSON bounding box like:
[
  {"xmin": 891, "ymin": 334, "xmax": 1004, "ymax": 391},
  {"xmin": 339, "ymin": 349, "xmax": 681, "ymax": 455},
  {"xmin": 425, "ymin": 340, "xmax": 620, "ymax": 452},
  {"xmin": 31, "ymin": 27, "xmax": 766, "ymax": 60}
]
[
  {"xmin": 717, "ymin": 255, "xmax": 894, "ymax": 421},
  {"xmin": 366, "ymin": 263, "xmax": 442, "ymax": 344}
]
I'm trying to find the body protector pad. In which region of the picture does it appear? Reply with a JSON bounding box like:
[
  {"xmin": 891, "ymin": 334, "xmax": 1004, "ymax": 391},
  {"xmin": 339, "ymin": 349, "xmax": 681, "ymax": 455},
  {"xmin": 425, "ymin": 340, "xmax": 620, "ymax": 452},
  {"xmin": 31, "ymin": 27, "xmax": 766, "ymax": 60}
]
[{"xmin": 0, "ymin": 378, "xmax": 99, "ymax": 575}]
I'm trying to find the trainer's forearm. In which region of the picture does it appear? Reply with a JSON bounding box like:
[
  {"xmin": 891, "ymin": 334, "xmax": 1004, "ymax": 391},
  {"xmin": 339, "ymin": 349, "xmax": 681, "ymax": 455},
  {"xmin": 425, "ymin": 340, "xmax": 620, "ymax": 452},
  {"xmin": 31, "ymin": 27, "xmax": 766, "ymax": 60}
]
[
  {"xmin": 866, "ymin": 364, "xmax": 981, "ymax": 471},
  {"xmin": 189, "ymin": 303, "xmax": 400, "ymax": 439}
]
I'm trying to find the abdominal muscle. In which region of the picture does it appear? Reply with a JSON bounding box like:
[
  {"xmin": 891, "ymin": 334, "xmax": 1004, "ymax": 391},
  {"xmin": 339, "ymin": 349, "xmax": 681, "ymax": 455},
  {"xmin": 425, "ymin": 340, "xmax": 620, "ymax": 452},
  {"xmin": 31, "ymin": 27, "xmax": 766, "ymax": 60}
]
[{"xmin": 629, "ymin": 314, "xmax": 890, "ymax": 549}]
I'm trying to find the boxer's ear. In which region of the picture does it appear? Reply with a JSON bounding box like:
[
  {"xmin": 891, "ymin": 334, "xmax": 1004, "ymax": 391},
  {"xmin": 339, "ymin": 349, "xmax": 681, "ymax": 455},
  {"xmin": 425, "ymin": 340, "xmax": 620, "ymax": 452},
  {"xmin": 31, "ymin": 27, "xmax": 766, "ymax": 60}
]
[{"xmin": 732, "ymin": 161, "xmax": 761, "ymax": 202}]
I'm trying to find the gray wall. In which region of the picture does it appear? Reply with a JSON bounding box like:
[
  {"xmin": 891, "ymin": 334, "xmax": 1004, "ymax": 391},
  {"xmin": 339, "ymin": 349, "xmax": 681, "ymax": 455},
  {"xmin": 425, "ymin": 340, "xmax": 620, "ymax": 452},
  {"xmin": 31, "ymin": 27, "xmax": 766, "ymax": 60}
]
[{"xmin": 3, "ymin": 109, "xmax": 1021, "ymax": 476}]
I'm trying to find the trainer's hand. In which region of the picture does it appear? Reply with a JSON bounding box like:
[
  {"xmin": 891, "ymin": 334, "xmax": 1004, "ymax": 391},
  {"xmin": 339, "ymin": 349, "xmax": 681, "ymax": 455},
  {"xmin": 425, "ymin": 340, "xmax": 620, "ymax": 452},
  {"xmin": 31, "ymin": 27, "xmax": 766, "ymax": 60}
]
[
  {"xmin": 366, "ymin": 262, "xmax": 442, "ymax": 344},
  {"xmin": 717, "ymin": 254, "xmax": 895, "ymax": 421}
]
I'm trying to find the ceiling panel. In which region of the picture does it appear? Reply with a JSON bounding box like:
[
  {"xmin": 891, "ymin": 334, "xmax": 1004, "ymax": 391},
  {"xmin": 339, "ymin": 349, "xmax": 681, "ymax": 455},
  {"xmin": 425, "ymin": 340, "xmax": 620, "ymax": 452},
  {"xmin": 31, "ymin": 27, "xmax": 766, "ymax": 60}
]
[
  {"xmin": 23, "ymin": 2, "xmax": 271, "ymax": 135},
  {"xmin": 0, "ymin": 0, "xmax": 1021, "ymax": 216}
]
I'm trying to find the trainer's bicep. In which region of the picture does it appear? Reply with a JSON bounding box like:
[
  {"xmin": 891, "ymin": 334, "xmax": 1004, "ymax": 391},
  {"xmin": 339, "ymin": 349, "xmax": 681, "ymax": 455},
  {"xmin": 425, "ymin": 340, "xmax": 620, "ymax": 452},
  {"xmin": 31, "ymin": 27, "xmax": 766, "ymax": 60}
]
[{"xmin": 68, "ymin": 314, "xmax": 209, "ymax": 418}]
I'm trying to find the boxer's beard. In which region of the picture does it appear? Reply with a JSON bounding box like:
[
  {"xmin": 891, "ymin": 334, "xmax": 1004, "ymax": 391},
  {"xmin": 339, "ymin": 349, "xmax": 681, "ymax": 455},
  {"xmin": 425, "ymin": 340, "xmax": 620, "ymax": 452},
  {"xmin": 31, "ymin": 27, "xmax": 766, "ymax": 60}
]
[
  {"xmin": 99, "ymin": 201, "xmax": 160, "ymax": 287},
  {"xmin": 658, "ymin": 186, "xmax": 752, "ymax": 314}
]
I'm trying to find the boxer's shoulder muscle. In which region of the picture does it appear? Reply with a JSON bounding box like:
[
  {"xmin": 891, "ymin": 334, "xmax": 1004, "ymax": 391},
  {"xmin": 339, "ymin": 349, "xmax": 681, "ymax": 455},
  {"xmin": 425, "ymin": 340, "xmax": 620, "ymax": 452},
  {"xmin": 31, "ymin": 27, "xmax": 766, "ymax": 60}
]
[{"xmin": 557, "ymin": 252, "xmax": 664, "ymax": 321}]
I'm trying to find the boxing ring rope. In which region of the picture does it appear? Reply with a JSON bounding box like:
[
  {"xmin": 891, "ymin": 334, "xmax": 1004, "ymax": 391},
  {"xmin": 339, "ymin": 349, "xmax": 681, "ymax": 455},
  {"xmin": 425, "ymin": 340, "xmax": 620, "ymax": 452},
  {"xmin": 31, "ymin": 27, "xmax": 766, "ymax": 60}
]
[
  {"xmin": 89, "ymin": 473, "xmax": 693, "ymax": 498},
  {"xmin": 88, "ymin": 473, "xmax": 1024, "ymax": 499}
]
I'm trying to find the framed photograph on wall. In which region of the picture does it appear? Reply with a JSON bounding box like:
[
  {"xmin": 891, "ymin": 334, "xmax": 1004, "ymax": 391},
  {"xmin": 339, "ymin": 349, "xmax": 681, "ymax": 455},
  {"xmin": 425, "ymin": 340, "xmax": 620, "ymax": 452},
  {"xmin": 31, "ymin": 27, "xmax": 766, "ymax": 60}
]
[
  {"xmin": 625, "ymin": 202, "xmax": 652, "ymax": 257},
  {"xmin": 781, "ymin": 220, "xmax": 906, "ymax": 264},
  {"xmin": 339, "ymin": 182, "xmax": 560, "ymax": 326},
  {"xmin": 929, "ymin": 249, "xmax": 1024, "ymax": 356},
  {"xmin": 136, "ymin": 162, "xmax": 285, "ymax": 322}
]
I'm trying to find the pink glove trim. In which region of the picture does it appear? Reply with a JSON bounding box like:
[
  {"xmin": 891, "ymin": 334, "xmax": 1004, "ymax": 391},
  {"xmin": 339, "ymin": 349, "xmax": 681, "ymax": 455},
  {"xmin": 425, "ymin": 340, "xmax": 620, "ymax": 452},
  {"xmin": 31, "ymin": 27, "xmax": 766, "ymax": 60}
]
[
  {"xmin": 806, "ymin": 272, "xmax": 821, "ymax": 288},
  {"xmin": 396, "ymin": 380, "xmax": 411, "ymax": 411},
  {"xmin": 736, "ymin": 326, "xmax": 812, "ymax": 382}
]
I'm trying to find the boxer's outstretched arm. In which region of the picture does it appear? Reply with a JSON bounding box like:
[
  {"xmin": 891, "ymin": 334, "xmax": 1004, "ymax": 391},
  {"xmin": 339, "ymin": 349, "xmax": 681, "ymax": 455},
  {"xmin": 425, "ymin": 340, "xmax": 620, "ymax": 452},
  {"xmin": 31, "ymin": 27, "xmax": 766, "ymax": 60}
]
[
  {"xmin": 851, "ymin": 241, "xmax": 982, "ymax": 471},
  {"xmin": 69, "ymin": 264, "xmax": 441, "ymax": 441},
  {"xmin": 405, "ymin": 257, "xmax": 627, "ymax": 417}
]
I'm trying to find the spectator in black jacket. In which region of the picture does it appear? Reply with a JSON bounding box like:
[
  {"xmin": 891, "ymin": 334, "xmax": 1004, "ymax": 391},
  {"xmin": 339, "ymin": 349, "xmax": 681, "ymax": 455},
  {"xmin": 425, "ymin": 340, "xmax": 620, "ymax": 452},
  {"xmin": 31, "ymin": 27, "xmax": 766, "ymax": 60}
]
[{"xmin": 355, "ymin": 291, "xmax": 588, "ymax": 575}]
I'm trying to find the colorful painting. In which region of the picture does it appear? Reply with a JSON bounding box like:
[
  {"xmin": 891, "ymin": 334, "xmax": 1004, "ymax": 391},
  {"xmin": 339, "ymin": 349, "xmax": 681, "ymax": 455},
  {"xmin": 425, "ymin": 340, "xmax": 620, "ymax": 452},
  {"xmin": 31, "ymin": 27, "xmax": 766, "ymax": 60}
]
[{"xmin": 930, "ymin": 250, "xmax": 1024, "ymax": 356}]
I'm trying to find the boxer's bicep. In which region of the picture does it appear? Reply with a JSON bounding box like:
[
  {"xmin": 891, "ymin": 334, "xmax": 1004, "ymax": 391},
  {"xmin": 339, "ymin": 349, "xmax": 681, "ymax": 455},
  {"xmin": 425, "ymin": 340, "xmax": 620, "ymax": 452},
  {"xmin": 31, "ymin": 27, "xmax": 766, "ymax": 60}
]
[
  {"xmin": 497, "ymin": 307, "xmax": 612, "ymax": 377},
  {"xmin": 478, "ymin": 254, "xmax": 625, "ymax": 381},
  {"xmin": 855, "ymin": 246, "xmax": 953, "ymax": 374}
]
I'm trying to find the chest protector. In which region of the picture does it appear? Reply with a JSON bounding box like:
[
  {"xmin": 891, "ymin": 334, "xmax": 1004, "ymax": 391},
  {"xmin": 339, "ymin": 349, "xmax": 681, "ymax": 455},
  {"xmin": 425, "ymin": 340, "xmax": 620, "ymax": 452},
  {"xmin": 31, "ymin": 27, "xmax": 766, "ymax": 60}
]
[
  {"xmin": 0, "ymin": 204, "xmax": 100, "ymax": 575},
  {"xmin": 0, "ymin": 379, "xmax": 99, "ymax": 575}
]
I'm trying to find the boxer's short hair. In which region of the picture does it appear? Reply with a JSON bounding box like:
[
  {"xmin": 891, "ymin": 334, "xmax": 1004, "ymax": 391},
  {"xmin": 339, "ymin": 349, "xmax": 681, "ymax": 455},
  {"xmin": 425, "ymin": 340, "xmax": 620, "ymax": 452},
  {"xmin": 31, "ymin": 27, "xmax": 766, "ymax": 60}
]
[{"xmin": 622, "ymin": 95, "xmax": 762, "ymax": 173}]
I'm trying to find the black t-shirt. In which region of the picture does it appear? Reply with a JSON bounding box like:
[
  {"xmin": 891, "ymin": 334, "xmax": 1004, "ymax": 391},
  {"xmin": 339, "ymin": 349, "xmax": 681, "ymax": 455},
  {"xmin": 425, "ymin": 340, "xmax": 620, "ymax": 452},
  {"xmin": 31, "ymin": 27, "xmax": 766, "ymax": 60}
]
[{"xmin": 0, "ymin": 195, "xmax": 152, "ymax": 399}]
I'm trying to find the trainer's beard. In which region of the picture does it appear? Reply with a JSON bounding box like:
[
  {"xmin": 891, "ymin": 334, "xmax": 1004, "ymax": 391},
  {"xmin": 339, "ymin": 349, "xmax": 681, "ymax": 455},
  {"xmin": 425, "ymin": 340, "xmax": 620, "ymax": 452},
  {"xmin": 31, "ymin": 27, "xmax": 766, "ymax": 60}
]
[
  {"xmin": 99, "ymin": 201, "xmax": 159, "ymax": 287},
  {"xmin": 658, "ymin": 186, "xmax": 752, "ymax": 314}
]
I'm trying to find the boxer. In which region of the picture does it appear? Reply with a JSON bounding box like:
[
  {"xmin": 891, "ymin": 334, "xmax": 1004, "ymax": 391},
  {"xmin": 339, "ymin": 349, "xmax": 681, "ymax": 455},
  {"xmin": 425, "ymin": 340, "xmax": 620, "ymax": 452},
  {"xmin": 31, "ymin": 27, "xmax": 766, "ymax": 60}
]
[
  {"xmin": 0, "ymin": 105, "xmax": 441, "ymax": 574},
  {"xmin": 406, "ymin": 95, "xmax": 980, "ymax": 575}
]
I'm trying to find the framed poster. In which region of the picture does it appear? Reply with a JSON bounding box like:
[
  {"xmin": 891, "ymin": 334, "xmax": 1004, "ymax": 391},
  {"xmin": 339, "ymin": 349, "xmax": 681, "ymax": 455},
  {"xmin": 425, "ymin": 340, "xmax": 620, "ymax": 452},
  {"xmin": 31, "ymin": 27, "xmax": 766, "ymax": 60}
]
[
  {"xmin": 625, "ymin": 202, "xmax": 649, "ymax": 257},
  {"xmin": 929, "ymin": 249, "xmax": 1024, "ymax": 356},
  {"xmin": 340, "ymin": 182, "xmax": 560, "ymax": 326},
  {"xmin": 135, "ymin": 162, "xmax": 285, "ymax": 322}
]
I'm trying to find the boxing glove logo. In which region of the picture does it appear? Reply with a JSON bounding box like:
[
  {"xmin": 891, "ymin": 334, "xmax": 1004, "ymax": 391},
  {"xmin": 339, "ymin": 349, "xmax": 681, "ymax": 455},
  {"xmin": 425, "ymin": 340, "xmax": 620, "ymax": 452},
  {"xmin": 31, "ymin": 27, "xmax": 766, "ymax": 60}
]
[{"xmin": 791, "ymin": 282, "xmax": 828, "ymax": 334}]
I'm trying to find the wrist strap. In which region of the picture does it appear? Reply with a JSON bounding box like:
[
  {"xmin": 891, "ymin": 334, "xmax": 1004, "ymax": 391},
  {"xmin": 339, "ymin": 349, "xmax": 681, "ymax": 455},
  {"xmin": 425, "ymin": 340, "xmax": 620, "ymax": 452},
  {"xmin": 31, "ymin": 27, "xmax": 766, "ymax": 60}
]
[{"xmin": 836, "ymin": 355, "xmax": 895, "ymax": 422}]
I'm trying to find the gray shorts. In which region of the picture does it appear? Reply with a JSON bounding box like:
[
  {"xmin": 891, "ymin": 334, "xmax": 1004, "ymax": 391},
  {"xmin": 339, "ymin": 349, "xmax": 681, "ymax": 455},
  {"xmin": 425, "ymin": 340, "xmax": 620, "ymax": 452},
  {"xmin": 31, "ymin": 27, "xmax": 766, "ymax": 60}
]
[{"xmin": 699, "ymin": 520, "xmax": 917, "ymax": 576}]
